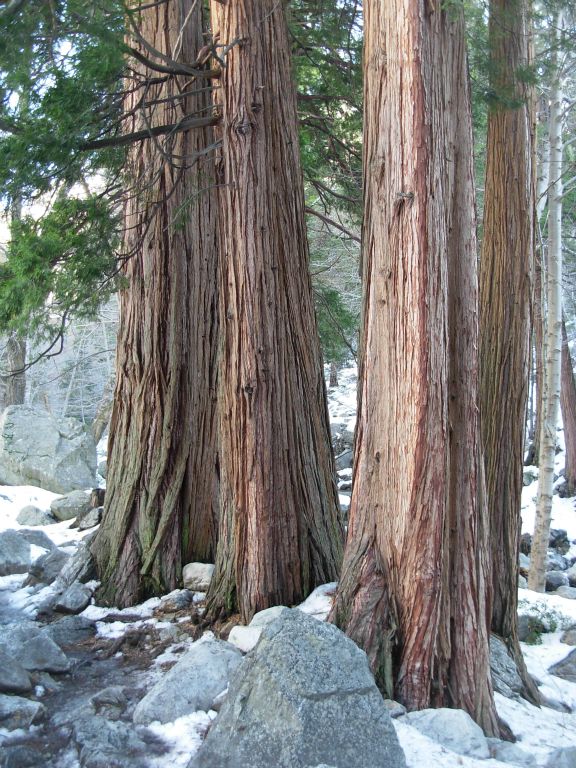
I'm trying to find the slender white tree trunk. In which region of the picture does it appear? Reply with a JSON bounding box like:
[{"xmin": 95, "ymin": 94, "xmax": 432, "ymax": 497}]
[{"xmin": 529, "ymin": 16, "xmax": 564, "ymax": 592}]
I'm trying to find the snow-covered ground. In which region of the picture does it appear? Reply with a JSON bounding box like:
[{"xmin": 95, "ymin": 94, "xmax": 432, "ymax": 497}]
[{"xmin": 0, "ymin": 362, "xmax": 575, "ymax": 767}]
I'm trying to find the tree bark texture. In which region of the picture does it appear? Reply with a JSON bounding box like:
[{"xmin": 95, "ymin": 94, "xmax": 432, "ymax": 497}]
[
  {"xmin": 92, "ymin": 0, "xmax": 219, "ymax": 606},
  {"xmin": 560, "ymin": 316, "xmax": 576, "ymax": 494},
  {"xmin": 206, "ymin": 0, "xmax": 344, "ymax": 623},
  {"xmin": 478, "ymin": 0, "xmax": 538, "ymax": 702},
  {"xmin": 1, "ymin": 333, "xmax": 26, "ymax": 408},
  {"xmin": 527, "ymin": 100, "xmax": 550, "ymax": 465},
  {"xmin": 330, "ymin": 0, "xmax": 499, "ymax": 735},
  {"xmin": 529, "ymin": 22, "xmax": 563, "ymax": 593}
]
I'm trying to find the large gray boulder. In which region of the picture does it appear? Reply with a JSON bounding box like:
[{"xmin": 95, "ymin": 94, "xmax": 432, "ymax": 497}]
[
  {"xmin": 0, "ymin": 529, "xmax": 31, "ymax": 575},
  {"xmin": 0, "ymin": 623, "xmax": 71, "ymax": 674},
  {"xmin": 0, "ymin": 405, "xmax": 96, "ymax": 493},
  {"xmin": 133, "ymin": 636, "xmax": 242, "ymax": 725},
  {"xmin": 192, "ymin": 609, "xmax": 406, "ymax": 768}
]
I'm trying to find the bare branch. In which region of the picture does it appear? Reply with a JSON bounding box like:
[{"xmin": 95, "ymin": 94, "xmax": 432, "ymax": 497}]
[
  {"xmin": 305, "ymin": 206, "xmax": 360, "ymax": 243},
  {"xmin": 79, "ymin": 114, "xmax": 220, "ymax": 151}
]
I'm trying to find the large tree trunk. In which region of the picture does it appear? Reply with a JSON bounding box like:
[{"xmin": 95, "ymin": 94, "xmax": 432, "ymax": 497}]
[
  {"xmin": 529, "ymin": 18, "xmax": 564, "ymax": 593},
  {"xmin": 92, "ymin": 0, "xmax": 219, "ymax": 606},
  {"xmin": 560, "ymin": 316, "xmax": 576, "ymax": 494},
  {"xmin": 330, "ymin": 0, "xmax": 499, "ymax": 735},
  {"xmin": 205, "ymin": 0, "xmax": 344, "ymax": 624},
  {"xmin": 478, "ymin": 0, "xmax": 538, "ymax": 702}
]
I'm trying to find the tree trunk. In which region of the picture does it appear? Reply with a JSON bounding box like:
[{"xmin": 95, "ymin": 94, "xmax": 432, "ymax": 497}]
[
  {"xmin": 329, "ymin": 362, "xmax": 338, "ymax": 388},
  {"xmin": 330, "ymin": 0, "xmax": 499, "ymax": 735},
  {"xmin": 205, "ymin": 0, "xmax": 344, "ymax": 624},
  {"xmin": 478, "ymin": 0, "xmax": 539, "ymax": 702},
  {"xmin": 529, "ymin": 18, "xmax": 564, "ymax": 593},
  {"xmin": 91, "ymin": 0, "xmax": 219, "ymax": 606},
  {"xmin": 560, "ymin": 316, "xmax": 576, "ymax": 494},
  {"xmin": 1, "ymin": 199, "xmax": 26, "ymax": 409},
  {"xmin": 527, "ymin": 99, "xmax": 551, "ymax": 465},
  {"xmin": 1, "ymin": 333, "xmax": 26, "ymax": 408}
]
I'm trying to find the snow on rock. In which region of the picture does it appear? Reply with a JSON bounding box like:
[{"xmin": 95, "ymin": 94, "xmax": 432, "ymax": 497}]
[
  {"xmin": 227, "ymin": 625, "xmax": 262, "ymax": 654},
  {"xmin": 401, "ymin": 708, "xmax": 489, "ymax": 759},
  {"xmin": 133, "ymin": 635, "xmax": 242, "ymax": 725},
  {"xmin": 296, "ymin": 582, "xmax": 337, "ymax": 621},
  {"xmin": 148, "ymin": 711, "xmax": 216, "ymax": 768}
]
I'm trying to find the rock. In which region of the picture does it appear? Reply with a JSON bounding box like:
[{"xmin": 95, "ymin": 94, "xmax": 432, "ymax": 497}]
[
  {"xmin": 182, "ymin": 562, "xmax": 215, "ymax": 591},
  {"xmin": 549, "ymin": 528, "xmax": 571, "ymax": 554},
  {"xmin": 402, "ymin": 708, "xmax": 489, "ymax": 759},
  {"xmin": 44, "ymin": 615, "xmax": 96, "ymax": 648},
  {"xmin": 549, "ymin": 648, "xmax": 576, "ymax": 683},
  {"xmin": 18, "ymin": 529, "xmax": 56, "ymax": 551},
  {"xmin": 520, "ymin": 532, "xmax": 532, "ymax": 555},
  {"xmin": 97, "ymin": 458, "xmax": 107, "ymax": 479},
  {"xmin": 1, "ymin": 745, "xmax": 45, "ymax": 767},
  {"xmin": 523, "ymin": 468, "xmax": 538, "ymax": 486},
  {"xmin": 490, "ymin": 636, "xmax": 524, "ymax": 699},
  {"xmin": 158, "ymin": 589, "xmax": 194, "ymax": 612},
  {"xmin": 228, "ymin": 625, "xmax": 262, "ymax": 653},
  {"xmin": 518, "ymin": 614, "xmax": 546, "ymax": 643},
  {"xmin": 0, "ymin": 648, "xmax": 32, "ymax": 693},
  {"xmin": 16, "ymin": 504, "xmax": 56, "ymax": 526},
  {"xmin": 0, "ymin": 529, "xmax": 31, "ymax": 575},
  {"xmin": 567, "ymin": 563, "xmax": 576, "ymax": 587},
  {"xmin": 547, "ymin": 551, "xmax": 569, "ymax": 571},
  {"xmin": 73, "ymin": 713, "xmax": 152, "ymax": 768},
  {"xmin": 546, "ymin": 747, "xmax": 576, "ymax": 767},
  {"xmin": 249, "ymin": 605, "xmax": 289, "ymax": 628},
  {"xmin": 192, "ymin": 609, "xmax": 406, "ymax": 768},
  {"xmin": 335, "ymin": 449, "xmax": 353, "ymax": 471},
  {"xmin": 518, "ymin": 575, "xmax": 528, "ymax": 589},
  {"xmin": 90, "ymin": 686, "xmax": 127, "ymax": 717},
  {"xmin": 50, "ymin": 490, "xmax": 92, "ymax": 522},
  {"xmin": 133, "ymin": 636, "xmax": 242, "ymax": 725},
  {"xmin": 554, "ymin": 586, "xmax": 576, "ymax": 600},
  {"xmin": 25, "ymin": 547, "xmax": 70, "ymax": 586},
  {"xmin": 54, "ymin": 535, "xmax": 96, "ymax": 588},
  {"xmin": 561, "ymin": 628, "xmax": 576, "ymax": 645},
  {"xmin": 0, "ymin": 693, "xmax": 45, "ymax": 730},
  {"xmin": 383, "ymin": 700, "xmax": 407, "ymax": 719},
  {"xmin": 519, "ymin": 552, "xmax": 531, "ymax": 571},
  {"xmin": 487, "ymin": 738, "xmax": 537, "ymax": 766},
  {"xmin": 77, "ymin": 506, "xmax": 103, "ymax": 531},
  {"xmin": 53, "ymin": 581, "xmax": 93, "ymax": 614},
  {"xmin": 17, "ymin": 634, "xmax": 71, "ymax": 673},
  {"xmin": 0, "ymin": 405, "xmax": 96, "ymax": 493},
  {"xmin": 546, "ymin": 570, "xmax": 569, "ymax": 591}
]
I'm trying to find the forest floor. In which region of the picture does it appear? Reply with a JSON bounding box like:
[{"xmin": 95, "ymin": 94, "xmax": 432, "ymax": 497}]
[{"xmin": 0, "ymin": 363, "xmax": 575, "ymax": 767}]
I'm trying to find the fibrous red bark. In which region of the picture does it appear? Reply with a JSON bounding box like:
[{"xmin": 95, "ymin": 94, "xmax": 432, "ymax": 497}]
[
  {"xmin": 92, "ymin": 0, "xmax": 219, "ymax": 606},
  {"xmin": 330, "ymin": 0, "xmax": 499, "ymax": 735},
  {"xmin": 205, "ymin": 0, "xmax": 344, "ymax": 623}
]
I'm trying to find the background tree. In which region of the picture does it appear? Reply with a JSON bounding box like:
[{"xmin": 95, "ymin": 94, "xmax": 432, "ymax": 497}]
[
  {"xmin": 330, "ymin": 0, "xmax": 499, "ymax": 734},
  {"xmin": 478, "ymin": 0, "xmax": 538, "ymax": 701},
  {"xmin": 205, "ymin": 0, "xmax": 344, "ymax": 624},
  {"xmin": 91, "ymin": 0, "xmax": 220, "ymax": 606},
  {"xmin": 530, "ymin": 11, "xmax": 566, "ymax": 592}
]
